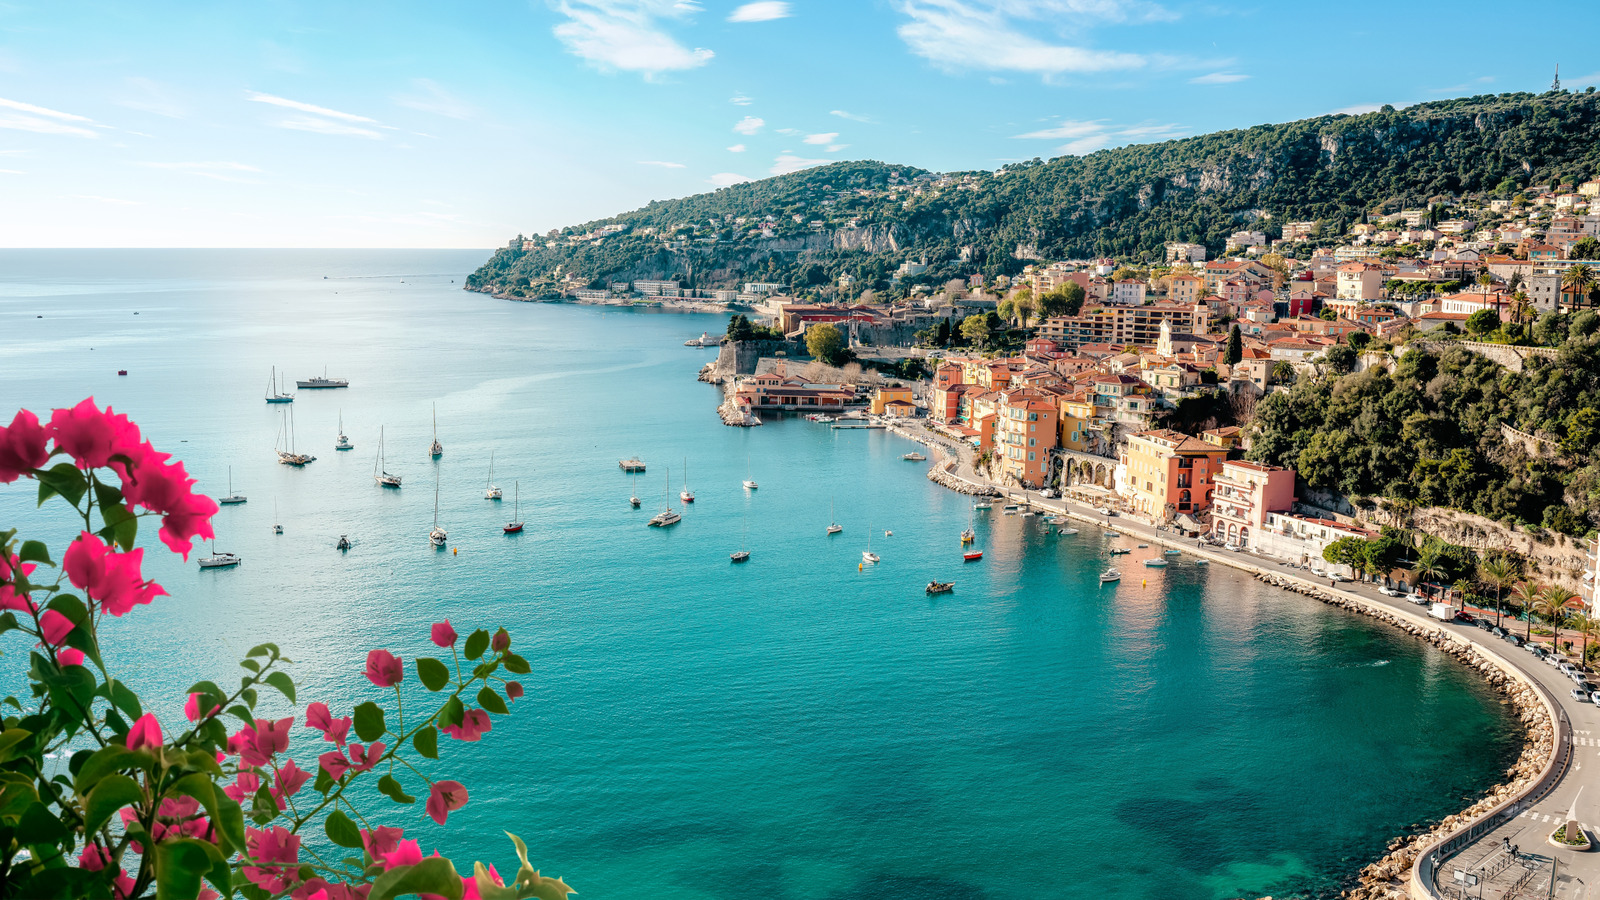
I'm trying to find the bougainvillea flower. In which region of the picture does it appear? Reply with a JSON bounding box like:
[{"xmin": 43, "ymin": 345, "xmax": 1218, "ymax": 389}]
[
  {"xmin": 364, "ymin": 649, "xmax": 403, "ymax": 687},
  {"xmin": 305, "ymin": 702, "xmax": 351, "ymax": 746},
  {"xmin": 425, "ymin": 780, "xmax": 468, "ymax": 825},
  {"xmin": 380, "ymin": 839, "xmax": 424, "ymax": 871},
  {"xmin": 505, "ymin": 682, "xmax": 523, "ymax": 701},
  {"xmin": 184, "ymin": 692, "xmax": 219, "ymax": 722},
  {"xmin": 58, "ymin": 647, "xmax": 85, "ymax": 666},
  {"xmin": 271, "ymin": 759, "xmax": 312, "ymax": 807},
  {"xmin": 113, "ymin": 870, "xmax": 136, "ymax": 900},
  {"xmin": 63, "ymin": 532, "xmax": 166, "ymax": 617},
  {"xmin": 0, "ymin": 409, "xmax": 49, "ymax": 483},
  {"xmin": 317, "ymin": 749, "xmax": 350, "ymax": 781},
  {"xmin": 462, "ymin": 863, "xmax": 505, "ymax": 900},
  {"xmin": 46, "ymin": 399, "xmax": 140, "ymax": 470},
  {"xmin": 0, "ymin": 552, "xmax": 35, "ymax": 614},
  {"xmin": 243, "ymin": 827, "xmax": 302, "ymax": 894},
  {"xmin": 156, "ymin": 492, "xmax": 218, "ymax": 560},
  {"xmin": 491, "ymin": 628, "xmax": 509, "ymax": 652},
  {"xmin": 105, "ymin": 434, "xmax": 220, "ymax": 559},
  {"xmin": 441, "ymin": 709, "xmax": 491, "ymax": 742},
  {"xmin": 254, "ymin": 717, "xmax": 293, "ymax": 755},
  {"xmin": 347, "ymin": 742, "xmax": 384, "ymax": 772},
  {"xmin": 125, "ymin": 713, "xmax": 162, "ymax": 752},
  {"xmin": 223, "ymin": 771, "xmax": 260, "ymax": 804},
  {"xmin": 78, "ymin": 843, "xmax": 112, "ymax": 872},
  {"xmin": 39, "ymin": 609, "xmax": 74, "ymax": 646},
  {"xmin": 430, "ymin": 620, "xmax": 457, "ymax": 648},
  {"xmin": 361, "ymin": 826, "xmax": 404, "ymax": 861}
]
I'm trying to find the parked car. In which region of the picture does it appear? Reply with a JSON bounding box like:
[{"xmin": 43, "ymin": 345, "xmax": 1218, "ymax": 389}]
[
  {"xmin": 1491, "ymin": 627, "xmax": 1507, "ymax": 638},
  {"xmin": 1589, "ymin": 690, "xmax": 1600, "ymax": 706},
  {"xmin": 1379, "ymin": 586, "xmax": 1399, "ymax": 597},
  {"xmin": 1573, "ymin": 688, "xmax": 1590, "ymax": 702},
  {"xmin": 1547, "ymin": 654, "xmax": 1566, "ymax": 667},
  {"xmin": 1409, "ymin": 594, "xmax": 1430, "ymax": 606},
  {"xmin": 1527, "ymin": 645, "xmax": 1547, "ymax": 659},
  {"xmin": 1454, "ymin": 612, "xmax": 1476, "ymax": 625},
  {"xmin": 1476, "ymin": 618, "xmax": 1495, "ymax": 632},
  {"xmin": 1503, "ymin": 633, "xmax": 1524, "ymax": 647}
]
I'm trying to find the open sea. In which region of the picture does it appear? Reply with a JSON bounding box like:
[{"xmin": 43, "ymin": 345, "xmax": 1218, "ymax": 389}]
[{"xmin": 0, "ymin": 249, "xmax": 1522, "ymax": 900}]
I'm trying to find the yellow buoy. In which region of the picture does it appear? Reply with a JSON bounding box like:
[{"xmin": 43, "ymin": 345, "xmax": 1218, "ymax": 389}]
[{"xmin": 453, "ymin": 547, "xmax": 458, "ymax": 555}]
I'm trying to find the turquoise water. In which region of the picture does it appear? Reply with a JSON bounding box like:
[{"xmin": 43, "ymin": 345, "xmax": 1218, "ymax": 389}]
[{"xmin": 0, "ymin": 250, "xmax": 1521, "ymax": 899}]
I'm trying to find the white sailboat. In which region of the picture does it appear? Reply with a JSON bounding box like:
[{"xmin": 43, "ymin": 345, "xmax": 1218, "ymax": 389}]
[
  {"xmin": 374, "ymin": 427, "xmax": 401, "ymax": 487},
  {"xmin": 272, "ymin": 498, "xmax": 282, "ymax": 535},
  {"xmin": 275, "ymin": 406, "xmax": 316, "ymax": 466},
  {"xmin": 731, "ymin": 513, "xmax": 750, "ymax": 562},
  {"xmin": 217, "ymin": 466, "xmax": 246, "ymax": 505},
  {"xmin": 264, "ymin": 366, "xmax": 294, "ymax": 404},
  {"xmin": 862, "ymin": 524, "xmax": 879, "ymax": 564},
  {"xmin": 649, "ymin": 466, "xmax": 681, "ymax": 527},
  {"xmin": 335, "ymin": 410, "xmax": 353, "ymax": 451},
  {"xmin": 484, "ymin": 451, "xmax": 502, "ymax": 500},
  {"xmin": 629, "ymin": 472, "xmax": 641, "ymax": 508},
  {"xmin": 198, "ymin": 522, "xmax": 241, "ymax": 568},
  {"xmin": 827, "ymin": 497, "xmax": 842, "ymax": 535},
  {"xmin": 429, "ymin": 404, "xmax": 443, "ymax": 459},
  {"xmin": 679, "ymin": 457, "xmax": 694, "ymax": 503},
  {"xmin": 504, "ymin": 481, "xmax": 524, "ymax": 534},
  {"xmin": 430, "ymin": 469, "xmax": 447, "ymax": 547},
  {"xmin": 743, "ymin": 454, "xmax": 758, "ymax": 490}
]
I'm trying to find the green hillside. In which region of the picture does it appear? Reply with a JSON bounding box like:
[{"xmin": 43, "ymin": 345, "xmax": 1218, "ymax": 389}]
[{"xmin": 468, "ymin": 90, "xmax": 1600, "ymax": 298}]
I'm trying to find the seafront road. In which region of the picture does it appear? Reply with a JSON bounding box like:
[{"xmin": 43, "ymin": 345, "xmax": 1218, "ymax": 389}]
[{"xmin": 909, "ymin": 431, "xmax": 1600, "ymax": 900}]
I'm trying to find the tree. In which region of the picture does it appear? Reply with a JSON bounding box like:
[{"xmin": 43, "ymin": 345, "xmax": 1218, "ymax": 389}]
[
  {"xmin": 1319, "ymin": 307, "xmax": 1339, "ymax": 321},
  {"xmin": 1415, "ymin": 557, "xmax": 1449, "ymax": 601},
  {"xmin": 1323, "ymin": 345, "xmax": 1357, "ymax": 374},
  {"xmin": 959, "ymin": 313, "xmax": 991, "ymax": 349},
  {"xmin": 1511, "ymin": 581, "xmax": 1543, "ymax": 641},
  {"xmin": 997, "ymin": 297, "xmax": 1016, "ymax": 323},
  {"xmin": 805, "ymin": 323, "xmax": 847, "ymax": 364},
  {"xmin": 1478, "ymin": 557, "xmax": 1518, "ymax": 628},
  {"xmin": 1323, "ymin": 536, "xmax": 1366, "ymax": 577},
  {"xmin": 726, "ymin": 313, "xmax": 755, "ymax": 342},
  {"xmin": 1225, "ymin": 325, "xmax": 1242, "ymax": 365},
  {"xmin": 1563, "ymin": 263, "xmax": 1595, "ymax": 310},
  {"xmin": 1038, "ymin": 283, "xmax": 1085, "ymax": 319},
  {"xmin": 1572, "ymin": 236, "xmax": 1600, "ymax": 261},
  {"xmin": 1466, "ymin": 308, "xmax": 1500, "ymax": 336},
  {"xmin": 1534, "ymin": 586, "xmax": 1580, "ymax": 656},
  {"xmin": 937, "ymin": 317, "xmax": 952, "ymax": 346},
  {"xmin": 1014, "ymin": 292, "xmax": 1037, "ymax": 328},
  {"xmin": 1347, "ymin": 331, "xmax": 1372, "ymax": 353},
  {"xmin": 1270, "ymin": 361, "xmax": 1296, "ymax": 385},
  {"xmin": 1569, "ymin": 611, "xmax": 1598, "ymax": 666}
]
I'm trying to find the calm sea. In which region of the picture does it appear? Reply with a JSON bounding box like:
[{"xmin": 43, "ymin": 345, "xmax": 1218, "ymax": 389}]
[{"xmin": 0, "ymin": 250, "xmax": 1520, "ymax": 899}]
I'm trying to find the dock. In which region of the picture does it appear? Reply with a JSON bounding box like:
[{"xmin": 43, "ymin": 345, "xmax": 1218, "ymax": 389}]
[{"xmin": 618, "ymin": 459, "xmax": 646, "ymax": 472}]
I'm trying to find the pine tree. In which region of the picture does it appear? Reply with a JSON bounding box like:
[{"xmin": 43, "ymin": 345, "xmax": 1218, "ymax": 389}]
[{"xmin": 1226, "ymin": 325, "xmax": 1243, "ymax": 365}]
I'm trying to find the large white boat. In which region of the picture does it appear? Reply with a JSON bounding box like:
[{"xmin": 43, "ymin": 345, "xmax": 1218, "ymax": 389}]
[
  {"xmin": 429, "ymin": 404, "xmax": 443, "ymax": 458},
  {"xmin": 484, "ymin": 451, "xmax": 502, "ymax": 500},
  {"xmin": 198, "ymin": 531, "xmax": 241, "ymax": 569},
  {"xmin": 335, "ymin": 411, "xmax": 353, "ymax": 451},
  {"xmin": 297, "ymin": 367, "xmax": 349, "ymax": 389},
  {"xmin": 275, "ymin": 406, "xmax": 316, "ymax": 466},
  {"xmin": 649, "ymin": 466, "xmax": 681, "ymax": 527},
  {"xmin": 684, "ymin": 332, "xmax": 721, "ymax": 348},
  {"xmin": 264, "ymin": 366, "xmax": 294, "ymax": 404},
  {"xmin": 217, "ymin": 466, "xmax": 246, "ymax": 505},
  {"xmin": 374, "ymin": 427, "xmax": 401, "ymax": 487}
]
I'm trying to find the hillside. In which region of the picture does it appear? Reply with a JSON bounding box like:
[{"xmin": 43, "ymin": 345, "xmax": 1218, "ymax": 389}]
[{"xmin": 468, "ymin": 90, "xmax": 1600, "ymax": 297}]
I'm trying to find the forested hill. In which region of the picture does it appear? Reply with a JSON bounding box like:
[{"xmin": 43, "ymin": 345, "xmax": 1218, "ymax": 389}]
[{"xmin": 469, "ymin": 91, "xmax": 1600, "ymax": 297}]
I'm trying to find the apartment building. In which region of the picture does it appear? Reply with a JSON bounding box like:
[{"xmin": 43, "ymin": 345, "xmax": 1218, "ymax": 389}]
[{"xmin": 1121, "ymin": 430, "xmax": 1228, "ymax": 522}]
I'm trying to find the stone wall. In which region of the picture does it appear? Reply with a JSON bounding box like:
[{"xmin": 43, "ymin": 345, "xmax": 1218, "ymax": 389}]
[
  {"xmin": 1361, "ymin": 502, "xmax": 1593, "ymax": 594},
  {"xmin": 1410, "ymin": 340, "xmax": 1560, "ymax": 373}
]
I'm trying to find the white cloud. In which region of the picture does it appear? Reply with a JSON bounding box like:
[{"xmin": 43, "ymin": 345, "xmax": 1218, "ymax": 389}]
[
  {"xmin": 830, "ymin": 109, "xmax": 874, "ymax": 123},
  {"xmin": 826, "ymin": 144, "xmax": 847, "ymax": 152},
  {"xmin": 135, "ymin": 161, "xmax": 264, "ymax": 182},
  {"xmin": 730, "ymin": 93, "xmax": 753, "ymax": 105},
  {"xmin": 1330, "ymin": 103, "xmax": 1383, "ymax": 116},
  {"xmin": 710, "ymin": 172, "xmax": 753, "ymax": 186},
  {"xmin": 728, "ymin": 1, "xmax": 791, "ymax": 21},
  {"xmin": 278, "ymin": 116, "xmax": 383, "ymax": 139},
  {"xmin": 733, "ymin": 115, "xmax": 765, "ymax": 135},
  {"xmin": 895, "ymin": 0, "xmax": 1170, "ymax": 76},
  {"xmin": 393, "ymin": 79, "xmax": 475, "ymax": 119},
  {"xmin": 0, "ymin": 168, "xmax": 24, "ymax": 174},
  {"xmin": 802, "ymin": 132, "xmax": 838, "ymax": 144},
  {"xmin": 116, "ymin": 77, "xmax": 187, "ymax": 118},
  {"xmin": 1189, "ymin": 71, "xmax": 1247, "ymax": 84},
  {"xmin": 552, "ymin": 1, "xmax": 714, "ymax": 77},
  {"xmin": 0, "ymin": 96, "xmax": 99, "ymax": 138},
  {"xmin": 638, "ymin": 160, "xmax": 686, "ymax": 167},
  {"xmin": 727, "ymin": 143, "xmax": 747, "ymax": 152},
  {"xmin": 771, "ymin": 154, "xmax": 830, "ymax": 175},
  {"xmin": 246, "ymin": 91, "xmax": 376, "ymax": 123},
  {"xmin": 1014, "ymin": 117, "xmax": 1186, "ymax": 155}
]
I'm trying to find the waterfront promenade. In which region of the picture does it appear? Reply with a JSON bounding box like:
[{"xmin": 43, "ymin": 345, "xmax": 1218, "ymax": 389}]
[{"xmin": 901, "ymin": 424, "xmax": 1600, "ymax": 900}]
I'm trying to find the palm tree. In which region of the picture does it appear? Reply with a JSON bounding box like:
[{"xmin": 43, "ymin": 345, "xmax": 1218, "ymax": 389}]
[
  {"xmin": 1415, "ymin": 557, "xmax": 1448, "ymax": 603},
  {"xmin": 1569, "ymin": 611, "xmax": 1598, "ymax": 668},
  {"xmin": 1547, "ymin": 585, "xmax": 1583, "ymax": 658},
  {"xmin": 1511, "ymin": 581, "xmax": 1543, "ymax": 641},
  {"xmin": 1533, "ymin": 587, "xmax": 1571, "ymax": 656},
  {"xmin": 1562, "ymin": 263, "xmax": 1594, "ymax": 311},
  {"xmin": 1479, "ymin": 557, "xmax": 1518, "ymax": 628}
]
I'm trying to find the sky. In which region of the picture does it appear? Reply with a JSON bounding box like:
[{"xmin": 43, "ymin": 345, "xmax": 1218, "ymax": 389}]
[{"xmin": 1, "ymin": 0, "xmax": 1597, "ymax": 248}]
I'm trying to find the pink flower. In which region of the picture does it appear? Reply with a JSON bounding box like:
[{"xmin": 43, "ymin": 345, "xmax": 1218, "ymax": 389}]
[
  {"xmin": 0, "ymin": 409, "xmax": 49, "ymax": 483},
  {"xmin": 364, "ymin": 649, "xmax": 403, "ymax": 687},
  {"xmin": 46, "ymin": 399, "xmax": 140, "ymax": 470},
  {"xmin": 0, "ymin": 549, "xmax": 35, "ymax": 614},
  {"xmin": 347, "ymin": 742, "xmax": 384, "ymax": 772},
  {"xmin": 317, "ymin": 749, "xmax": 350, "ymax": 781},
  {"xmin": 59, "ymin": 647, "xmax": 85, "ymax": 666},
  {"xmin": 425, "ymin": 780, "xmax": 468, "ymax": 825},
  {"xmin": 431, "ymin": 620, "xmax": 458, "ymax": 647},
  {"xmin": 243, "ymin": 827, "xmax": 301, "ymax": 894},
  {"xmin": 114, "ymin": 870, "xmax": 136, "ymax": 900},
  {"xmin": 491, "ymin": 628, "xmax": 510, "ymax": 652},
  {"xmin": 305, "ymin": 702, "xmax": 351, "ymax": 746},
  {"xmin": 462, "ymin": 864, "xmax": 505, "ymax": 900},
  {"xmin": 184, "ymin": 692, "xmax": 219, "ymax": 722},
  {"xmin": 294, "ymin": 880, "xmax": 371, "ymax": 900},
  {"xmin": 63, "ymin": 532, "xmax": 166, "ymax": 617},
  {"xmin": 125, "ymin": 713, "xmax": 162, "ymax": 752},
  {"xmin": 506, "ymin": 682, "xmax": 524, "ymax": 701},
  {"xmin": 228, "ymin": 717, "xmax": 292, "ymax": 767},
  {"xmin": 441, "ymin": 709, "xmax": 491, "ymax": 742},
  {"xmin": 104, "ymin": 434, "xmax": 218, "ymax": 560},
  {"xmin": 380, "ymin": 839, "xmax": 423, "ymax": 871},
  {"xmin": 39, "ymin": 609, "xmax": 74, "ymax": 646},
  {"xmin": 271, "ymin": 759, "xmax": 311, "ymax": 808},
  {"xmin": 223, "ymin": 771, "xmax": 260, "ymax": 804},
  {"xmin": 78, "ymin": 843, "xmax": 112, "ymax": 871},
  {"xmin": 361, "ymin": 826, "xmax": 404, "ymax": 861},
  {"xmin": 156, "ymin": 492, "xmax": 218, "ymax": 560}
]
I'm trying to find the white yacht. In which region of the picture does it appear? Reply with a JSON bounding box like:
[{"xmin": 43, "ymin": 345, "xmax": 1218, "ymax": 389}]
[
  {"xmin": 374, "ymin": 427, "xmax": 401, "ymax": 487},
  {"xmin": 429, "ymin": 404, "xmax": 443, "ymax": 458},
  {"xmin": 827, "ymin": 497, "xmax": 842, "ymax": 535},
  {"xmin": 217, "ymin": 467, "xmax": 246, "ymax": 505},
  {"xmin": 742, "ymin": 454, "xmax": 758, "ymax": 490},
  {"xmin": 649, "ymin": 466, "xmax": 681, "ymax": 527},
  {"xmin": 264, "ymin": 366, "xmax": 294, "ymax": 404},
  {"xmin": 275, "ymin": 406, "xmax": 316, "ymax": 466},
  {"xmin": 484, "ymin": 451, "xmax": 502, "ymax": 500},
  {"xmin": 429, "ymin": 470, "xmax": 447, "ymax": 547},
  {"xmin": 297, "ymin": 367, "xmax": 349, "ymax": 389},
  {"xmin": 679, "ymin": 457, "xmax": 694, "ymax": 504},
  {"xmin": 1100, "ymin": 568, "xmax": 1121, "ymax": 583},
  {"xmin": 684, "ymin": 332, "xmax": 721, "ymax": 347},
  {"xmin": 198, "ymin": 531, "xmax": 241, "ymax": 569},
  {"xmin": 335, "ymin": 411, "xmax": 353, "ymax": 451}
]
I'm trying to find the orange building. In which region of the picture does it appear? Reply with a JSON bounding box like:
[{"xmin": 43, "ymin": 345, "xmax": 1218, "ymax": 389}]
[
  {"xmin": 1121, "ymin": 430, "xmax": 1228, "ymax": 522},
  {"xmin": 997, "ymin": 388, "xmax": 1058, "ymax": 488}
]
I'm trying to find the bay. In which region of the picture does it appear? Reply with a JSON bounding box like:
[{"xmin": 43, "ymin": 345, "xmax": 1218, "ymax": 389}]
[{"xmin": 0, "ymin": 250, "xmax": 1520, "ymax": 899}]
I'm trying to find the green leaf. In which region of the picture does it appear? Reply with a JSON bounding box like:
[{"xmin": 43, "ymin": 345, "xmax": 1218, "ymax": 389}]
[
  {"xmin": 504, "ymin": 832, "xmax": 576, "ymax": 900},
  {"xmin": 100, "ymin": 501, "xmax": 139, "ymax": 552},
  {"xmin": 36, "ymin": 463, "xmax": 88, "ymax": 508},
  {"xmin": 225, "ymin": 705, "xmax": 254, "ymax": 726},
  {"xmin": 18, "ymin": 540, "xmax": 54, "ymax": 567},
  {"xmin": 74, "ymin": 745, "xmax": 156, "ymax": 793},
  {"xmin": 83, "ymin": 774, "xmax": 142, "ymax": 837},
  {"xmin": 263, "ymin": 671, "xmax": 296, "ymax": 704},
  {"xmin": 324, "ymin": 808, "xmax": 363, "ymax": 849},
  {"xmin": 438, "ymin": 695, "xmax": 465, "ymax": 729},
  {"xmin": 416, "ymin": 657, "xmax": 451, "ymax": 692},
  {"xmin": 0, "ymin": 728, "xmax": 33, "ymax": 763},
  {"xmin": 246, "ymin": 643, "xmax": 279, "ymax": 659},
  {"xmin": 154, "ymin": 837, "xmax": 225, "ymax": 900},
  {"xmin": 240, "ymin": 687, "xmax": 258, "ymax": 709},
  {"xmin": 239, "ymin": 659, "xmax": 261, "ymax": 673},
  {"xmin": 412, "ymin": 726, "xmax": 439, "ymax": 760},
  {"xmin": 369, "ymin": 858, "xmax": 464, "ymax": 900},
  {"xmin": 18, "ymin": 800, "xmax": 70, "ymax": 846},
  {"xmin": 353, "ymin": 701, "xmax": 386, "ymax": 742},
  {"xmin": 92, "ymin": 479, "xmax": 124, "ymax": 512},
  {"xmin": 502, "ymin": 652, "xmax": 531, "ymax": 675},
  {"xmin": 313, "ymin": 768, "xmax": 334, "ymax": 795},
  {"xmin": 376, "ymin": 774, "xmax": 415, "ymax": 805},
  {"xmin": 477, "ymin": 686, "xmax": 509, "ymax": 716},
  {"xmin": 101, "ymin": 679, "xmax": 143, "ymax": 722},
  {"xmin": 464, "ymin": 629, "xmax": 490, "ymax": 661},
  {"xmin": 213, "ymin": 795, "xmax": 248, "ymax": 858}
]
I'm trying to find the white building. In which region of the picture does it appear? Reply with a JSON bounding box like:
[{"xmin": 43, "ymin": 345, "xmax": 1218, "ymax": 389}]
[
  {"xmin": 1165, "ymin": 242, "xmax": 1208, "ymax": 263},
  {"xmin": 1110, "ymin": 280, "xmax": 1147, "ymax": 306},
  {"xmin": 1225, "ymin": 231, "xmax": 1268, "ymax": 252}
]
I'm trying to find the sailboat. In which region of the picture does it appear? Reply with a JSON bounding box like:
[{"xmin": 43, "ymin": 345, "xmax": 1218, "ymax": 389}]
[
  {"xmin": 679, "ymin": 457, "xmax": 694, "ymax": 503},
  {"xmin": 649, "ymin": 466, "xmax": 681, "ymax": 527},
  {"xmin": 743, "ymin": 454, "xmax": 758, "ymax": 490},
  {"xmin": 429, "ymin": 469, "xmax": 447, "ymax": 547},
  {"xmin": 429, "ymin": 404, "xmax": 443, "ymax": 458},
  {"xmin": 484, "ymin": 451, "xmax": 502, "ymax": 500},
  {"xmin": 272, "ymin": 499, "xmax": 282, "ymax": 535},
  {"xmin": 218, "ymin": 467, "xmax": 246, "ymax": 505},
  {"xmin": 198, "ymin": 522, "xmax": 241, "ymax": 568},
  {"xmin": 827, "ymin": 497, "xmax": 842, "ymax": 535},
  {"xmin": 264, "ymin": 366, "xmax": 294, "ymax": 404},
  {"xmin": 731, "ymin": 513, "xmax": 750, "ymax": 562},
  {"xmin": 862, "ymin": 525, "xmax": 879, "ymax": 564},
  {"xmin": 374, "ymin": 427, "xmax": 402, "ymax": 487},
  {"xmin": 335, "ymin": 410, "xmax": 353, "ymax": 451},
  {"xmin": 504, "ymin": 481, "xmax": 524, "ymax": 534},
  {"xmin": 276, "ymin": 406, "xmax": 316, "ymax": 466},
  {"xmin": 629, "ymin": 472, "xmax": 641, "ymax": 508}
]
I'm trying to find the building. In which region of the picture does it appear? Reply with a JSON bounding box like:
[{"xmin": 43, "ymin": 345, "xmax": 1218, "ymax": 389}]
[
  {"xmin": 870, "ymin": 385, "xmax": 915, "ymax": 415},
  {"xmin": 1253, "ymin": 514, "xmax": 1378, "ymax": 575},
  {"xmin": 997, "ymin": 388, "xmax": 1059, "ymax": 488},
  {"xmin": 1282, "ymin": 221, "xmax": 1319, "ymax": 241},
  {"xmin": 1037, "ymin": 303, "xmax": 1198, "ymax": 350},
  {"xmin": 1121, "ymin": 430, "xmax": 1228, "ymax": 522},
  {"xmin": 1168, "ymin": 273, "xmax": 1201, "ymax": 305},
  {"xmin": 1335, "ymin": 263, "xmax": 1385, "ymax": 302},
  {"xmin": 634, "ymin": 280, "xmax": 680, "ymax": 296},
  {"xmin": 742, "ymin": 282, "xmax": 785, "ymax": 295},
  {"xmin": 1225, "ymin": 231, "xmax": 1268, "ymax": 253},
  {"xmin": 1165, "ymin": 242, "xmax": 1207, "ymax": 263},
  {"xmin": 1110, "ymin": 279, "xmax": 1147, "ymax": 305},
  {"xmin": 733, "ymin": 368, "xmax": 855, "ymax": 411},
  {"xmin": 1209, "ymin": 460, "xmax": 1295, "ymax": 548}
]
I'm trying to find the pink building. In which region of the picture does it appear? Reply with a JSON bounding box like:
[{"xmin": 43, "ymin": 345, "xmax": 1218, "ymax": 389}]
[{"xmin": 1210, "ymin": 460, "xmax": 1295, "ymax": 549}]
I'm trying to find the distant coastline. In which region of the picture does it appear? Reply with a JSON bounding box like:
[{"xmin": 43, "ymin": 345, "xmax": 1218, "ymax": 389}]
[{"xmin": 469, "ymin": 284, "xmax": 743, "ymax": 316}]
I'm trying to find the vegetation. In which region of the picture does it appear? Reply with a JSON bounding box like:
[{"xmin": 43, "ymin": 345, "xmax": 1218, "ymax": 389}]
[
  {"xmin": 726, "ymin": 314, "xmax": 784, "ymax": 342},
  {"xmin": 468, "ymin": 91, "xmax": 1600, "ymax": 297},
  {"xmin": 805, "ymin": 323, "xmax": 848, "ymax": 365}
]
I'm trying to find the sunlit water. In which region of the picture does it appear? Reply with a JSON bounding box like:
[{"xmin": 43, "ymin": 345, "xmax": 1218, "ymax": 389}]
[{"xmin": 0, "ymin": 250, "xmax": 1520, "ymax": 899}]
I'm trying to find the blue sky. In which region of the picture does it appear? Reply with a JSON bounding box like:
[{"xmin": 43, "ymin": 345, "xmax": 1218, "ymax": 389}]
[{"xmin": 2, "ymin": 0, "xmax": 1596, "ymax": 248}]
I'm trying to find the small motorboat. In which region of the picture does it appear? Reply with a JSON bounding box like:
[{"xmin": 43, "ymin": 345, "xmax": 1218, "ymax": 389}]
[
  {"xmin": 1045, "ymin": 517, "xmax": 1065, "ymax": 524},
  {"xmin": 1164, "ymin": 548, "xmax": 1181, "ymax": 555},
  {"xmin": 273, "ymin": 524, "xmax": 283, "ymax": 535},
  {"xmin": 337, "ymin": 535, "xmax": 351, "ymax": 551},
  {"xmin": 960, "ymin": 528, "xmax": 975, "ymax": 543},
  {"xmin": 814, "ymin": 415, "xmax": 835, "ymax": 423},
  {"xmin": 1059, "ymin": 528, "xmax": 1079, "ymax": 535},
  {"xmin": 972, "ymin": 501, "xmax": 993, "ymax": 510},
  {"xmin": 884, "ymin": 529, "xmax": 892, "ymax": 537},
  {"xmin": 1137, "ymin": 544, "xmax": 1148, "ymax": 548},
  {"xmin": 926, "ymin": 581, "xmax": 954, "ymax": 595},
  {"xmin": 1100, "ymin": 568, "xmax": 1121, "ymax": 583},
  {"xmin": 117, "ymin": 369, "xmax": 127, "ymax": 376},
  {"xmin": 963, "ymin": 551, "xmax": 983, "ymax": 562},
  {"xmin": 1194, "ymin": 559, "xmax": 1209, "ymax": 566},
  {"xmin": 902, "ymin": 452, "xmax": 926, "ymax": 461},
  {"xmin": 743, "ymin": 480, "xmax": 758, "ymax": 490},
  {"xmin": 1109, "ymin": 548, "xmax": 1131, "ymax": 556},
  {"xmin": 1002, "ymin": 504, "xmax": 1019, "ymax": 511},
  {"xmin": 1143, "ymin": 558, "xmax": 1168, "ymax": 568},
  {"xmin": 730, "ymin": 550, "xmax": 750, "ymax": 563},
  {"xmin": 630, "ymin": 495, "xmax": 641, "ymax": 507},
  {"xmin": 862, "ymin": 551, "xmax": 880, "ymax": 564}
]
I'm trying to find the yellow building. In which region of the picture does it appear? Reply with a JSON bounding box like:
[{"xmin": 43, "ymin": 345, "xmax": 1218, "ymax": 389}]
[
  {"xmin": 1122, "ymin": 429, "xmax": 1228, "ymax": 522},
  {"xmin": 1057, "ymin": 392, "xmax": 1096, "ymax": 452},
  {"xmin": 870, "ymin": 386, "xmax": 915, "ymax": 415}
]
